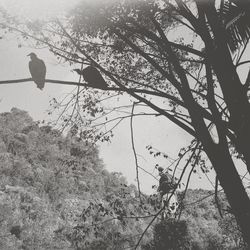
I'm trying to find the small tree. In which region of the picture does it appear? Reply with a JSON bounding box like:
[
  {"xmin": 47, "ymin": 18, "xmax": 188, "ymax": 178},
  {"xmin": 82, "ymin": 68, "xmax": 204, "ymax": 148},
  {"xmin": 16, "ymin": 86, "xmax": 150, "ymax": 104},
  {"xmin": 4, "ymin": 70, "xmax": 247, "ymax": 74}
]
[{"xmin": 142, "ymin": 219, "xmax": 191, "ymax": 250}]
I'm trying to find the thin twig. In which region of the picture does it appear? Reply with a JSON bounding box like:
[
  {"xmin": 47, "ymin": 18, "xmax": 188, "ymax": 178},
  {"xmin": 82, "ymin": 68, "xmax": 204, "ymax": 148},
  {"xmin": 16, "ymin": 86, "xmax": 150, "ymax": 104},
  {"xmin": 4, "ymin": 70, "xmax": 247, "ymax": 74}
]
[
  {"xmin": 177, "ymin": 142, "xmax": 201, "ymax": 220},
  {"xmin": 130, "ymin": 102, "xmax": 142, "ymax": 203}
]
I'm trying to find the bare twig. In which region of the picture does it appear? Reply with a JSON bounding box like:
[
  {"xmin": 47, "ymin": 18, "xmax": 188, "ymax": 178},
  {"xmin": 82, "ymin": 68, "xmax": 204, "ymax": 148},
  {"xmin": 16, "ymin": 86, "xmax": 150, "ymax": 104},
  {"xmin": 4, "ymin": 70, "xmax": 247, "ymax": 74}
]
[
  {"xmin": 177, "ymin": 142, "xmax": 201, "ymax": 220},
  {"xmin": 130, "ymin": 102, "xmax": 142, "ymax": 203}
]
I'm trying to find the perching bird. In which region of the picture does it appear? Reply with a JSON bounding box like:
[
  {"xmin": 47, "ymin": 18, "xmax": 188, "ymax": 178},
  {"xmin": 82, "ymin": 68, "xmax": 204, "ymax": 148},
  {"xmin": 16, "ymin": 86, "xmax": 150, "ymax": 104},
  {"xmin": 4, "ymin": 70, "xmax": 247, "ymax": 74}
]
[
  {"xmin": 74, "ymin": 66, "xmax": 108, "ymax": 89},
  {"xmin": 28, "ymin": 52, "xmax": 46, "ymax": 90}
]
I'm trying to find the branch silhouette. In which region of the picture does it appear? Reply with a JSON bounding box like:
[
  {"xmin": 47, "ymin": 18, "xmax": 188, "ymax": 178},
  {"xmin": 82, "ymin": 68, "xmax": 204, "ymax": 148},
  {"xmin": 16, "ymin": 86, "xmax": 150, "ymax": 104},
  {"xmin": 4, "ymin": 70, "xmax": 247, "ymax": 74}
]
[
  {"xmin": 0, "ymin": 77, "xmax": 176, "ymax": 98},
  {"xmin": 0, "ymin": 77, "xmax": 93, "ymax": 88}
]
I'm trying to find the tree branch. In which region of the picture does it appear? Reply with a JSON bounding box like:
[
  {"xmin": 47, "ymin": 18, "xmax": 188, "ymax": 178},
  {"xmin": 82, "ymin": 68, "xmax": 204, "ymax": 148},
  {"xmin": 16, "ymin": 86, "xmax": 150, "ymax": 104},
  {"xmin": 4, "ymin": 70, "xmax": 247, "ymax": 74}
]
[
  {"xmin": 130, "ymin": 102, "xmax": 142, "ymax": 203},
  {"xmin": 56, "ymin": 20, "xmax": 197, "ymax": 137}
]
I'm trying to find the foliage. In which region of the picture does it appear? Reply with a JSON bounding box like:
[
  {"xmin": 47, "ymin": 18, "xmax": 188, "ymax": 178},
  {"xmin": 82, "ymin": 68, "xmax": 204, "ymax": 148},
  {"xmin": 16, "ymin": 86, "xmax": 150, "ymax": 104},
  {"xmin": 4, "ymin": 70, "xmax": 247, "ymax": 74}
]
[
  {"xmin": 220, "ymin": 0, "xmax": 250, "ymax": 52},
  {"xmin": 144, "ymin": 189, "xmax": 247, "ymax": 250},
  {"xmin": 142, "ymin": 219, "xmax": 191, "ymax": 250},
  {"xmin": 0, "ymin": 108, "xmax": 154, "ymax": 249}
]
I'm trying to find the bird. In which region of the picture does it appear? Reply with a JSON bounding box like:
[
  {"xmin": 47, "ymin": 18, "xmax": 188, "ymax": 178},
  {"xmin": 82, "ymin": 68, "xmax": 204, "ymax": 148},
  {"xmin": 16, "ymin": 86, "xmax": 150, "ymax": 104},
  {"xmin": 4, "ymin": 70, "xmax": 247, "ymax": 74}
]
[
  {"xmin": 27, "ymin": 52, "xmax": 46, "ymax": 90},
  {"xmin": 74, "ymin": 66, "xmax": 108, "ymax": 90}
]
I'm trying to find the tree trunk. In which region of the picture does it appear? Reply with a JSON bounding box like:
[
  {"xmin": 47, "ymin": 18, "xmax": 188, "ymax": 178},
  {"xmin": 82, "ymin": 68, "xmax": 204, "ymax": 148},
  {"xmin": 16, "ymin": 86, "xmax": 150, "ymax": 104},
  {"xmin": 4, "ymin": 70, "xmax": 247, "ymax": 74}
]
[
  {"xmin": 197, "ymin": 0, "xmax": 250, "ymax": 174},
  {"xmin": 203, "ymin": 14, "xmax": 250, "ymax": 173},
  {"xmin": 187, "ymin": 83, "xmax": 250, "ymax": 245},
  {"xmin": 205, "ymin": 144, "xmax": 250, "ymax": 246},
  {"xmin": 211, "ymin": 48, "xmax": 250, "ymax": 171}
]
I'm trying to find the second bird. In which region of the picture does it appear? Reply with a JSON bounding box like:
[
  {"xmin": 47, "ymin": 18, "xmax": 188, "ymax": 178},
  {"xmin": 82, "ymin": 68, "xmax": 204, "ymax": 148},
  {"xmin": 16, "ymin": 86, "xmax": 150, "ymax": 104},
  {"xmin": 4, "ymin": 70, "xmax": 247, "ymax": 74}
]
[{"xmin": 74, "ymin": 66, "xmax": 108, "ymax": 90}]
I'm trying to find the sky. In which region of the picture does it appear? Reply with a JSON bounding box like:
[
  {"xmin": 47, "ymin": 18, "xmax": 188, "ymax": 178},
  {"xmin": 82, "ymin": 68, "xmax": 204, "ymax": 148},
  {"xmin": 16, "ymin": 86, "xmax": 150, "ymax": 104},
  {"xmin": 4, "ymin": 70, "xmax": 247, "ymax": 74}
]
[{"xmin": 0, "ymin": 0, "xmax": 218, "ymax": 194}]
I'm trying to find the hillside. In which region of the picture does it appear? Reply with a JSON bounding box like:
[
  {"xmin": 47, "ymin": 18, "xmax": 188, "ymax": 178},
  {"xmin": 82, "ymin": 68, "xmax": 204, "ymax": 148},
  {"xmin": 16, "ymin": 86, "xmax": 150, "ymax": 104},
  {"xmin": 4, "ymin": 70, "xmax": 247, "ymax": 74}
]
[
  {"xmin": 144, "ymin": 189, "xmax": 245, "ymax": 250},
  {"xmin": 0, "ymin": 108, "xmax": 246, "ymax": 250},
  {"xmin": 0, "ymin": 108, "xmax": 153, "ymax": 249}
]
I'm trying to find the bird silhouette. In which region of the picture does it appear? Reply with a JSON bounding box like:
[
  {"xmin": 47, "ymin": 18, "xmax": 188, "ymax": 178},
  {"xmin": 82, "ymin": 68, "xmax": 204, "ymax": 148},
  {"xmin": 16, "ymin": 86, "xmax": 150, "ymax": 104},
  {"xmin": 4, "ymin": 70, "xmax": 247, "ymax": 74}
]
[
  {"xmin": 74, "ymin": 66, "xmax": 108, "ymax": 89},
  {"xmin": 28, "ymin": 53, "xmax": 46, "ymax": 90}
]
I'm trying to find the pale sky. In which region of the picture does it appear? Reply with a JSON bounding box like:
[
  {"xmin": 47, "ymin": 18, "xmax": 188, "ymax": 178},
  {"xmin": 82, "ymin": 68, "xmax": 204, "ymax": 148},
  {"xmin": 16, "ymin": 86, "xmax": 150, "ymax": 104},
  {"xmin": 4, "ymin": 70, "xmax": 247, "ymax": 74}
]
[{"xmin": 0, "ymin": 0, "xmax": 218, "ymax": 193}]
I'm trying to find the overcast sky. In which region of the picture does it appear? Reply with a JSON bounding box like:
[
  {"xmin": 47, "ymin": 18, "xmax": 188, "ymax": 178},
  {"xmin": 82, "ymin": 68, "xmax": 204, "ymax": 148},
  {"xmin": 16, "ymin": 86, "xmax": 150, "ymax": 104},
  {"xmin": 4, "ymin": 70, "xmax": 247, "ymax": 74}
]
[{"xmin": 0, "ymin": 0, "xmax": 217, "ymax": 193}]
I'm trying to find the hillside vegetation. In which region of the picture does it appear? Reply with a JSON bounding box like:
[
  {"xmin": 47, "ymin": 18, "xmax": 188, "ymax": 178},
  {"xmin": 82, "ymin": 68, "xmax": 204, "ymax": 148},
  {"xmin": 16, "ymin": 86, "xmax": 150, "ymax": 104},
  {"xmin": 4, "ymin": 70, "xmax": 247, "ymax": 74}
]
[
  {"xmin": 144, "ymin": 189, "xmax": 245, "ymax": 249},
  {"xmin": 0, "ymin": 108, "xmax": 153, "ymax": 249},
  {"xmin": 0, "ymin": 108, "xmax": 245, "ymax": 249}
]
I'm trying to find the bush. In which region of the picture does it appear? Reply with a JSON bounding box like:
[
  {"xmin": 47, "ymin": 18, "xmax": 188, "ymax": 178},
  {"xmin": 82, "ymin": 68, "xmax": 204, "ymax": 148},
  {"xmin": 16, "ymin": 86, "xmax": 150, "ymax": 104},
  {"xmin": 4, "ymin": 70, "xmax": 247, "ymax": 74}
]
[{"xmin": 143, "ymin": 219, "xmax": 191, "ymax": 250}]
